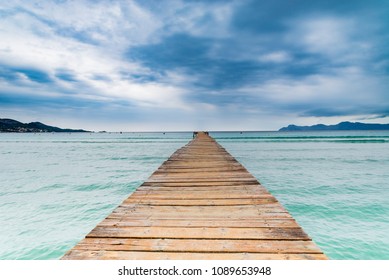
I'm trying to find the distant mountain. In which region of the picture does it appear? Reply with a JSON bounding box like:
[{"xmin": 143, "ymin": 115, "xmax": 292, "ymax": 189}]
[
  {"xmin": 0, "ymin": 118, "xmax": 89, "ymax": 133},
  {"xmin": 279, "ymin": 121, "xmax": 389, "ymax": 131}
]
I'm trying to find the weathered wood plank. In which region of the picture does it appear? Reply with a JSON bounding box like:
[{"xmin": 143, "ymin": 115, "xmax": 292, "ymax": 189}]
[
  {"xmin": 71, "ymin": 238, "xmax": 323, "ymax": 254},
  {"xmin": 87, "ymin": 226, "xmax": 311, "ymax": 240},
  {"xmin": 141, "ymin": 181, "xmax": 262, "ymax": 186},
  {"xmin": 131, "ymin": 189, "xmax": 270, "ymax": 195},
  {"xmin": 62, "ymin": 250, "xmax": 327, "ymax": 260},
  {"xmin": 99, "ymin": 212, "xmax": 294, "ymax": 220},
  {"xmin": 98, "ymin": 218, "xmax": 301, "ymax": 228},
  {"xmin": 116, "ymin": 204, "xmax": 285, "ymax": 210},
  {"xmin": 121, "ymin": 198, "xmax": 277, "ymax": 206},
  {"xmin": 129, "ymin": 192, "xmax": 271, "ymax": 199},
  {"xmin": 134, "ymin": 185, "xmax": 271, "ymax": 192}
]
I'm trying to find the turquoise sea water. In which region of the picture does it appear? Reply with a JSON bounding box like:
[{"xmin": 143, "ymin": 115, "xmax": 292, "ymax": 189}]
[{"xmin": 0, "ymin": 131, "xmax": 388, "ymax": 259}]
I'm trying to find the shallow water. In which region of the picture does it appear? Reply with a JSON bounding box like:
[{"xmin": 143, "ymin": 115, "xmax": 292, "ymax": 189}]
[{"xmin": 0, "ymin": 131, "xmax": 388, "ymax": 259}]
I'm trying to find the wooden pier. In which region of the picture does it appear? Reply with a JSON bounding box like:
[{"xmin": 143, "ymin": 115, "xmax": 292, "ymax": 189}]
[{"xmin": 62, "ymin": 132, "xmax": 327, "ymax": 260}]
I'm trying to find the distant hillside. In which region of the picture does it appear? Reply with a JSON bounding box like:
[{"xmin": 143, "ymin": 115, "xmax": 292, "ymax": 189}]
[
  {"xmin": 0, "ymin": 118, "xmax": 89, "ymax": 133},
  {"xmin": 279, "ymin": 121, "xmax": 389, "ymax": 132}
]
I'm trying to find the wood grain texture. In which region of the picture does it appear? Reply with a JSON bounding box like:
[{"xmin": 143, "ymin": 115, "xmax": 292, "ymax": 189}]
[{"xmin": 62, "ymin": 132, "xmax": 327, "ymax": 260}]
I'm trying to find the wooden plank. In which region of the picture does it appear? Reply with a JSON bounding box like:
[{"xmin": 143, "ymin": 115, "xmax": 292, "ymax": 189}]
[
  {"xmin": 141, "ymin": 181, "xmax": 262, "ymax": 186},
  {"xmin": 156, "ymin": 166, "xmax": 248, "ymax": 172},
  {"xmin": 102, "ymin": 212, "xmax": 294, "ymax": 220},
  {"xmin": 71, "ymin": 238, "xmax": 323, "ymax": 254},
  {"xmin": 135, "ymin": 185, "xmax": 270, "ymax": 192},
  {"xmin": 121, "ymin": 198, "xmax": 277, "ymax": 206},
  {"xmin": 145, "ymin": 178, "xmax": 259, "ymax": 183},
  {"xmin": 129, "ymin": 192, "xmax": 270, "ymax": 199},
  {"xmin": 113, "ymin": 205, "xmax": 287, "ymax": 214},
  {"xmin": 131, "ymin": 189, "xmax": 270, "ymax": 195},
  {"xmin": 62, "ymin": 131, "xmax": 327, "ymax": 260},
  {"xmin": 62, "ymin": 250, "xmax": 327, "ymax": 260},
  {"xmin": 98, "ymin": 218, "xmax": 301, "ymax": 228},
  {"xmin": 87, "ymin": 226, "xmax": 311, "ymax": 240}
]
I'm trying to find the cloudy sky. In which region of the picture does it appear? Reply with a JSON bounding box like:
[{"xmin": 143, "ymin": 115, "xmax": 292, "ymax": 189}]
[{"xmin": 1, "ymin": 0, "xmax": 388, "ymax": 131}]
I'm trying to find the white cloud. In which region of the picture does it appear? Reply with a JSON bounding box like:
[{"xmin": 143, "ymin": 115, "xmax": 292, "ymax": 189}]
[
  {"xmin": 289, "ymin": 16, "xmax": 372, "ymax": 63},
  {"xmin": 258, "ymin": 51, "xmax": 292, "ymax": 63},
  {"xmin": 156, "ymin": 0, "xmax": 237, "ymax": 39},
  {"xmin": 0, "ymin": 1, "xmax": 194, "ymax": 110},
  {"xmin": 240, "ymin": 66, "xmax": 389, "ymax": 115},
  {"xmin": 9, "ymin": 0, "xmax": 161, "ymax": 48}
]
